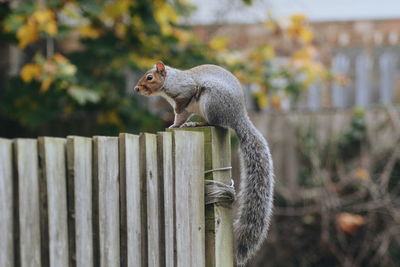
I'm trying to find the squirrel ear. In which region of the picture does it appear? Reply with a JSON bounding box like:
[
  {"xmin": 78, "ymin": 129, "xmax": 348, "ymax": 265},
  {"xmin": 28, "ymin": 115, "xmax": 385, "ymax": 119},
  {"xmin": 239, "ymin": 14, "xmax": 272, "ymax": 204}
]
[{"xmin": 155, "ymin": 61, "xmax": 166, "ymax": 75}]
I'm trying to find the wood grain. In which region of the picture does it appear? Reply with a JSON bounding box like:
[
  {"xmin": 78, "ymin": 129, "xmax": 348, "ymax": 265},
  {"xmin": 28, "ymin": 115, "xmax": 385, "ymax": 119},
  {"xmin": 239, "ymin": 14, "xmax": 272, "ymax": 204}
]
[
  {"xmin": 38, "ymin": 137, "xmax": 69, "ymax": 267},
  {"xmin": 0, "ymin": 139, "xmax": 14, "ymax": 267}
]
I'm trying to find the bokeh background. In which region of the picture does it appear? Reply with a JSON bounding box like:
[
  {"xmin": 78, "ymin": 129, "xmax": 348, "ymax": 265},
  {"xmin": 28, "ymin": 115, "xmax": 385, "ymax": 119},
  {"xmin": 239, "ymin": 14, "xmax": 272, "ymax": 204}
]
[{"xmin": 1, "ymin": 0, "xmax": 400, "ymax": 266}]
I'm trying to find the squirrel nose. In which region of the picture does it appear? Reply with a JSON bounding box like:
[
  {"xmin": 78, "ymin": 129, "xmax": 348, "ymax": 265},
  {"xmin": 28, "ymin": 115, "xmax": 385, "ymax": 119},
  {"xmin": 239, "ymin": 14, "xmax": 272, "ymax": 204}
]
[{"xmin": 134, "ymin": 86, "xmax": 140, "ymax": 92}]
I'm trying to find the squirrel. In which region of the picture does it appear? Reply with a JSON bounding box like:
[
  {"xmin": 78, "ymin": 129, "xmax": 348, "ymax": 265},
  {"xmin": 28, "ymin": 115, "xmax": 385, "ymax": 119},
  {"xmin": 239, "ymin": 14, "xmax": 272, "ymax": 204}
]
[{"xmin": 134, "ymin": 61, "xmax": 274, "ymax": 266}]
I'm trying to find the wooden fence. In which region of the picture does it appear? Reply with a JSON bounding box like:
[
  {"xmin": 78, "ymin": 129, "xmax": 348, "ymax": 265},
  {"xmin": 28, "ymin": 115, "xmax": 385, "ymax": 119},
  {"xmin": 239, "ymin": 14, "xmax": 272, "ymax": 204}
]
[{"xmin": 0, "ymin": 127, "xmax": 234, "ymax": 267}]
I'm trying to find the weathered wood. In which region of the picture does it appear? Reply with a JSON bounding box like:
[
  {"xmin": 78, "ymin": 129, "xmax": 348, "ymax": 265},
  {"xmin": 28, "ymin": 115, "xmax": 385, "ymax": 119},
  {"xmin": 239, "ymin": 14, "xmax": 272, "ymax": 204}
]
[
  {"xmin": 119, "ymin": 133, "xmax": 142, "ymax": 267},
  {"xmin": 66, "ymin": 136, "xmax": 93, "ymax": 267},
  {"xmin": 204, "ymin": 127, "xmax": 233, "ymax": 267},
  {"xmin": 0, "ymin": 139, "xmax": 14, "ymax": 267},
  {"xmin": 157, "ymin": 132, "xmax": 175, "ymax": 267},
  {"xmin": 93, "ymin": 136, "xmax": 120, "ymax": 267},
  {"xmin": 38, "ymin": 137, "xmax": 69, "ymax": 267},
  {"xmin": 14, "ymin": 139, "xmax": 42, "ymax": 267},
  {"xmin": 172, "ymin": 130, "xmax": 206, "ymax": 267},
  {"xmin": 140, "ymin": 133, "xmax": 162, "ymax": 267}
]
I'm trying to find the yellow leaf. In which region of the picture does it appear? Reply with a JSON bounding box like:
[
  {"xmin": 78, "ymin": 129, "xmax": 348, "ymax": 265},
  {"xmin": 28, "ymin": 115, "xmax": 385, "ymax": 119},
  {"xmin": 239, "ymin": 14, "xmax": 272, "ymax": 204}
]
[
  {"xmin": 270, "ymin": 94, "xmax": 281, "ymax": 110},
  {"xmin": 209, "ymin": 37, "xmax": 228, "ymax": 51},
  {"xmin": 260, "ymin": 45, "xmax": 275, "ymax": 59},
  {"xmin": 115, "ymin": 23, "xmax": 126, "ymax": 38},
  {"xmin": 129, "ymin": 53, "xmax": 157, "ymax": 69},
  {"xmin": 97, "ymin": 110, "xmax": 123, "ymax": 128},
  {"xmin": 41, "ymin": 20, "xmax": 58, "ymax": 36},
  {"xmin": 32, "ymin": 9, "xmax": 54, "ymax": 24},
  {"xmin": 299, "ymin": 28, "xmax": 313, "ymax": 43},
  {"xmin": 20, "ymin": 64, "xmax": 41, "ymax": 83},
  {"xmin": 78, "ymin": 24, "xmax": 101, "ymax": 39},
  {"xmin": 17, "ymin": 23, "xmax": 39, "ymax": 48},
  {"xmin": 291, "ymin": 47, "xmax": 315, "ymax": 62},
  {"xmin": 40, "ymin": 77, "xmax": 54, "ymax": 92},
  {"xmin": 290, "ymin": 14, "xmax": 307, "ymax": 24}
]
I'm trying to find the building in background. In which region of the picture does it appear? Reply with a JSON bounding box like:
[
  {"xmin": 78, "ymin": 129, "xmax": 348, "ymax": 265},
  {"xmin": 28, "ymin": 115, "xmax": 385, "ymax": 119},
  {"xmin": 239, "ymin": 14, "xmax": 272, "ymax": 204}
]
[{"xmin": 189, "ymin": 0, "xmax": 400, "ymax": 110}]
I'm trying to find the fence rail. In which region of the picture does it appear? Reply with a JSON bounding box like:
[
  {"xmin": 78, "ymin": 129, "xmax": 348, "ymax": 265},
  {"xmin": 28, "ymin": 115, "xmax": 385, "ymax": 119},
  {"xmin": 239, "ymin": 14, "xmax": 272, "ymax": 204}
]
[{"xmin": 0, "ymin": 127, "xmax": 233, "ymax": 267}]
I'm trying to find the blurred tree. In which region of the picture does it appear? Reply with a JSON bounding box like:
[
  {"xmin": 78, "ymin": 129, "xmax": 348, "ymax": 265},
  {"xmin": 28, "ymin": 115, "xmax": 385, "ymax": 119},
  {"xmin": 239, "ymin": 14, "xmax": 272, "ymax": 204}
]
[
  {"xmin": 207, "ymin": 13, "xmax": 334, "ymax": 111},
  {"xmin": 0, "ymin": 0, "xmax": 214, "ymax": 136},
  {"xmin": 0, "ymin": 0, "xmax": 334, "ymax": 137}
]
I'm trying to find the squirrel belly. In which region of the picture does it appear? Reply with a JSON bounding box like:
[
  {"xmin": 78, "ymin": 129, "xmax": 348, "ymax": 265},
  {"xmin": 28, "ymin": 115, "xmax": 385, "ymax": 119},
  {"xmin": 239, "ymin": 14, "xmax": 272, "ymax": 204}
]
[{"xmin": 134, "ymin": 62, "xmax": 275, "ymax": 265}]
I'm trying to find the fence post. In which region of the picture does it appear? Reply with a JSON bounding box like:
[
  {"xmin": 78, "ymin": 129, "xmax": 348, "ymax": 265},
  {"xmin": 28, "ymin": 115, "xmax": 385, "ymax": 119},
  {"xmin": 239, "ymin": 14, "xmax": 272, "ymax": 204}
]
[{"xmin": 172, "ymin": 127, "xmax": 234, "ymax": 267}]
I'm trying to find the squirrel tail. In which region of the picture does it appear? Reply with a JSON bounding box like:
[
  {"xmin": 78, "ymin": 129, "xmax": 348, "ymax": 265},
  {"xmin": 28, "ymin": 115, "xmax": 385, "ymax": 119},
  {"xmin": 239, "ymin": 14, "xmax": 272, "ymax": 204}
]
[{"xmin": 232, "ymin": 115, "xmax": 274, "ymax": 266}]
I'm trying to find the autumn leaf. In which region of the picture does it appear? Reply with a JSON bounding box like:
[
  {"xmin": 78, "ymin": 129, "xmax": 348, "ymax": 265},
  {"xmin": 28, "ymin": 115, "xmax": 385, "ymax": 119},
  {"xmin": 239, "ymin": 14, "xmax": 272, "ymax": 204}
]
[
  {"xmin": 253, "ymin": 90, "xmax": 268, "ymax": 109},
  {"xmin": 33, "ymin": 9, "xmax": 58, "ymax": 36},
  {"xmin": 20, "ymin": 63, "xmax": 41, "ymax": 82},
  {"xmin": 354, "ymin": 168, "xmax": 369, "ymax": 180},
  {"xmin": 17, "ymin": 23, "xmax": 39, "ymax": 48},
  {"xmin": 209, "ymin": 37, "xmax": 228, "ymax": 51},
  {"xmin": 77, "ymin": 24, "xmax": 101, "ymax": 39},
  {"xmin": 270, "ymin": 94, "xmax": 282, "ymax": 110},
  {"xmin": 336, "ymin": 213, "xmax": 365, "ymax": 234},
  {"xmin": 40, "ymin": 76, "xmax": 54, "ymax": 92},
  {"xmin": 290, "ymin": 14, "xmax": 307, "ymax": 24},
  {"xmin": 32, "ymin": 9, "xmax": 54, "ymax": 24}
]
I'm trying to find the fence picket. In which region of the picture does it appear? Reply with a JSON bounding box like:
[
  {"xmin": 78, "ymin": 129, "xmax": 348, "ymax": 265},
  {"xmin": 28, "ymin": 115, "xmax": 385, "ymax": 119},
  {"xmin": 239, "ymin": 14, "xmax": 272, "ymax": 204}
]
[
  {"xmin": 93, "ymin": 136, "xmax": 120, "ymax": 267},
  {"xmin": 140, "ymin": 133, "xmax": 162, "ymax": 267},
  {"xmin": 157, "ymin": 132, "xmax": 175, "ymax": 267},
  {"xmin": 0, "ymin": 139, "xmax": 14, "ymax": 267},
  {"xmin": 119, "ymin": 133, "xmax": 143, "ymax": 267},
  {"xmin": 38, "ymin": 137, "xmax": 69, "ymax": 267},
  {"xmin": 15, "ymin": 139, "xmax": 42, "ymax": 267},
  {"xmin": 173, "ymin": 130, "xmax": 205, "ymax": 267},
  {"xmin": 66, "ymin": 136, "xmax": 94, "ymax": 267}
]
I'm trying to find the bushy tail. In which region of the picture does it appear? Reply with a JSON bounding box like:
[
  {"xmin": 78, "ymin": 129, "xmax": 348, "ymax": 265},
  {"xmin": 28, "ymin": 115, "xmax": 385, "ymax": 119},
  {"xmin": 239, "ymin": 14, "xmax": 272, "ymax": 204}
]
[{"xmin": 233, "ymin": 116, "xmax": 274, "ymax": 266}]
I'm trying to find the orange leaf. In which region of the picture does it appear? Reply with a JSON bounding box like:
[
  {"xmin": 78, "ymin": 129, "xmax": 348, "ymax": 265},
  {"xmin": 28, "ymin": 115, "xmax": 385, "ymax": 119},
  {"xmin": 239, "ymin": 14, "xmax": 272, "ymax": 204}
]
[
  {"xmin": 20, "ymin": 64, "xmax": 41, "ymax": 83},
  {"xmin": 336, "ymin": 213, "xmax": 365, "ymax": 234},
  {"xmin": 355, "ymin": 168, "xmax": 369, "ymax": 180},
  {"xmin": 17, "ymin": 23, "xmax": 39, "ymax": 48}
]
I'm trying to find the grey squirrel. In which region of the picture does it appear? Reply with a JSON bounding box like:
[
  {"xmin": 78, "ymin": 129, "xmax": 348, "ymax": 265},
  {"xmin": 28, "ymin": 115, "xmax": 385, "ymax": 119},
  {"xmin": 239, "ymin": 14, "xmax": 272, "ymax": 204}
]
[{"xmin": 134, "ymin": 61, "xmax": 274, "ymax": 266}]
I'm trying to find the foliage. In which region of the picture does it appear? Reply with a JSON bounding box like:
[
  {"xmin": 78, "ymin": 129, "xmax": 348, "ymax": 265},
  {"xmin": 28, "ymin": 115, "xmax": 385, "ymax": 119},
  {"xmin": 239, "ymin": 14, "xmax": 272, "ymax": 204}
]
[
  {"xmin": 210, "ymin": 13, "xmax": 333, "ymax": 111},
  {"xmin": 0, "ymin": 0, "xmax": 214, "ymax": 136}
]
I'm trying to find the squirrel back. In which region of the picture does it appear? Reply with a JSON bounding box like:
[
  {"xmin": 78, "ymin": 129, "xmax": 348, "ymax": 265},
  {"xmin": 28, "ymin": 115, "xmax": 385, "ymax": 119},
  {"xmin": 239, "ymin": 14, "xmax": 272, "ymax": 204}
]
[{"xmin": 134, "ymin": 62, "xmax": 274, "ymax": 266}]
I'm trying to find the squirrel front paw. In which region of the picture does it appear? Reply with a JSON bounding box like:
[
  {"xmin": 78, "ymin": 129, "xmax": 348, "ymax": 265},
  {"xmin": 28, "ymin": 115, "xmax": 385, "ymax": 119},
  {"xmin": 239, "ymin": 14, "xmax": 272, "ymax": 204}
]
[
  {"xmin": 180, "ymin": 121, "xmax": 208, "ymax": 128},
  {"xmin": 168, "ymin": 124, "xmax": 180, "ymax": 129}
]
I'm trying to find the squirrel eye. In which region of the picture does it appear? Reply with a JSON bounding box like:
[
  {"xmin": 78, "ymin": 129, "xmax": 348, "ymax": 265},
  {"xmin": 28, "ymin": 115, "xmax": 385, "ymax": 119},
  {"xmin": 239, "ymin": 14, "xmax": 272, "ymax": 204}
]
[{"xmin": 147, "ymin": 75, "xmax": 153, "ymax": 81}]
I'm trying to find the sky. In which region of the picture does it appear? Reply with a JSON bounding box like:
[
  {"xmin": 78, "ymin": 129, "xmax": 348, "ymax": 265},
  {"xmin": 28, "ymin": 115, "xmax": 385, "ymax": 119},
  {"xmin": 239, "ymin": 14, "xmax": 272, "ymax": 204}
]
[{"xmin": 187, "ymin": 0, "xmax": 400, "ymax": 24}]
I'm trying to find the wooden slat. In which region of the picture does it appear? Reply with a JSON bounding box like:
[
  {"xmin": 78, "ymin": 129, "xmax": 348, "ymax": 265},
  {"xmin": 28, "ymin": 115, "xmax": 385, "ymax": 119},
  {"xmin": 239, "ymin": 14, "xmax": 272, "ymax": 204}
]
[
  {"xmin": 66, "ymin": 136, "xmax": 93, "ymax": 267},
  {"xmin": 93, "ymin": 136, "xmax": 120, "ymax": 267},
  {"xmin": 173, "ymin": 130, "xmax": 205, "ymax": 267},
  {"xmin": 157, "ymin": 132, "xmax": 175, "ymax": 267},
  {"xmin": 119, "ymin": 133, "xmax": 142, "ymax": 267},
  {"xmin": 38, "ymin": 137, "xmax": 69, "ymax": 267},
  {"xmin": 0, "ymin": 139, "xmax": 14, "ymax": 267},
  {"xmin": 14, "ymin": 139, "xmax": 42, "ymax": 267},
  {"xmin": 140, "ymin": 133, "xmax": 162, "ymax": 267}
]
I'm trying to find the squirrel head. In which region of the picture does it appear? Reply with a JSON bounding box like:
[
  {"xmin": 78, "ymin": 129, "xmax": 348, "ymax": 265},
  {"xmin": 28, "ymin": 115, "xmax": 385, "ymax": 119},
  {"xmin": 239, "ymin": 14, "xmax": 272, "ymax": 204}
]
[{"xmin": 134, "ymin": 61, "xmax": 166, "ymax": 96}]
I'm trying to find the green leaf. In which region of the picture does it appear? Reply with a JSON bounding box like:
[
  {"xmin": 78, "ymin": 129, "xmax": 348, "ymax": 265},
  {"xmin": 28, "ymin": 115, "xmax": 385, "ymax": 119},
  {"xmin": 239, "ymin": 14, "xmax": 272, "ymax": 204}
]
[{"xmin": 67, "ymin": 86, "xmax": 101, "ymax": 105}]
